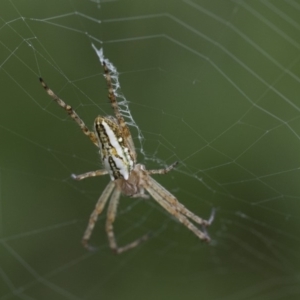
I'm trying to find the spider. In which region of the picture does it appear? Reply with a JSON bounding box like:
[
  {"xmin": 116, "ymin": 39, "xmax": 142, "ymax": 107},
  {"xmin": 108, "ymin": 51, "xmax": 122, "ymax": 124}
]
[{"xmin": 40, "ymin": 52, "xmax": 212, "ymax": 254}]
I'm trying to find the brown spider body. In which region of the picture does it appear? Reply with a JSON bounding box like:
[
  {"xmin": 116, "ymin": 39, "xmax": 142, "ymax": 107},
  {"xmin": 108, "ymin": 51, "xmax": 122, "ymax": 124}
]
[
  {"xmin": 114, "ymin": 164, "xmax": 148, "ymax": 198},
  {"xmin": 94, "ymin": 116, "xmax": 134, "ymax": 181},
  {"xmin": 39, "ymin": 48, "xmax": 212, "ymax": 254}
]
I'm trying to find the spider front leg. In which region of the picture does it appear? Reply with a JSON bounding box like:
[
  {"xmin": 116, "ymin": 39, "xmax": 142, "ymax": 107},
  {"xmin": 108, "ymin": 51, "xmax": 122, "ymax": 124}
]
[
  {"xmin": 146, "ymin": 183, "xmax": 211, "ymax": 242},
  {"xmin": 82, "ymin": 181, "xmax": 115, "ymax": 251},
  {"xmin": 106, "ymin": 188, "xmax": 150, "ymax": 254},
  {"xmin": 147, "ymin": 176, "xmax": 210, "ymax": 227},
  {"xmin": 146, "ymin": 162, "xmax": 211, "ymax": 227}
]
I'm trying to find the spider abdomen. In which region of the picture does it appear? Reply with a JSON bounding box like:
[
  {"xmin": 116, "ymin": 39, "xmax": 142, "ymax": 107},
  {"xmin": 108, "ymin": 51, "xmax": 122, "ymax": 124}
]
[{"xmin": 94, "ymin": 116, "xmax": 134, "ymax": 181}]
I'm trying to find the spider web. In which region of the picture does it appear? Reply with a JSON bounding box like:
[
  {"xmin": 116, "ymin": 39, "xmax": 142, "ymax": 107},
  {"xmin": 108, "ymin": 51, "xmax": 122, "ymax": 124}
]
[{"xmin": 1, "ymin": 0, "xmax": 300, "ymax": 299}]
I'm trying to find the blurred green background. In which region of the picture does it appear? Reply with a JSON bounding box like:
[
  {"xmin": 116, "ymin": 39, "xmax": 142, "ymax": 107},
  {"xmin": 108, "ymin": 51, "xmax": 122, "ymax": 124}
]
[{"xmin": 1, "ymin": 0, "xmax": 300, "ymax": 299}]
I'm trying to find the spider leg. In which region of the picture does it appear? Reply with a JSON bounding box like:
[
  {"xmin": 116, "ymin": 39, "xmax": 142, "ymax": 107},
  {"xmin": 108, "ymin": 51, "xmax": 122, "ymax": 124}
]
[
  {"xmin": 145, "ymin": 182, "xmax": 210, "ymax": 242},
  {"xmin": 102, "ymin": 62, "xmax": 128, "ymax": 134},
  {"xmin": 147, "ymin": 177, "xmax": 210, "ymax": 227},
  {"xmin": 102, "ymin": 62, "xmax": 137, "ymax": 162},
  {"xmin": 146, "ymin": 163, "xmax": 211, "ymax": 227},
  {"xmin": 82, "ymin": 181, "xmax": 115, "ymax": 251},
  {"xmin": 72, "ymin": 169, "xmax": 108, "ymax": 181},
  {"xmin": 39, "ymin": 78, "xmax": 99, "ymax": 147},
  {"xmin": 106, "ymin": 188, "xmax": 150, "ymax": 254},
  {"xmin": 147, "ymin": 161, "xmax": 179, "ymax": 175}
]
